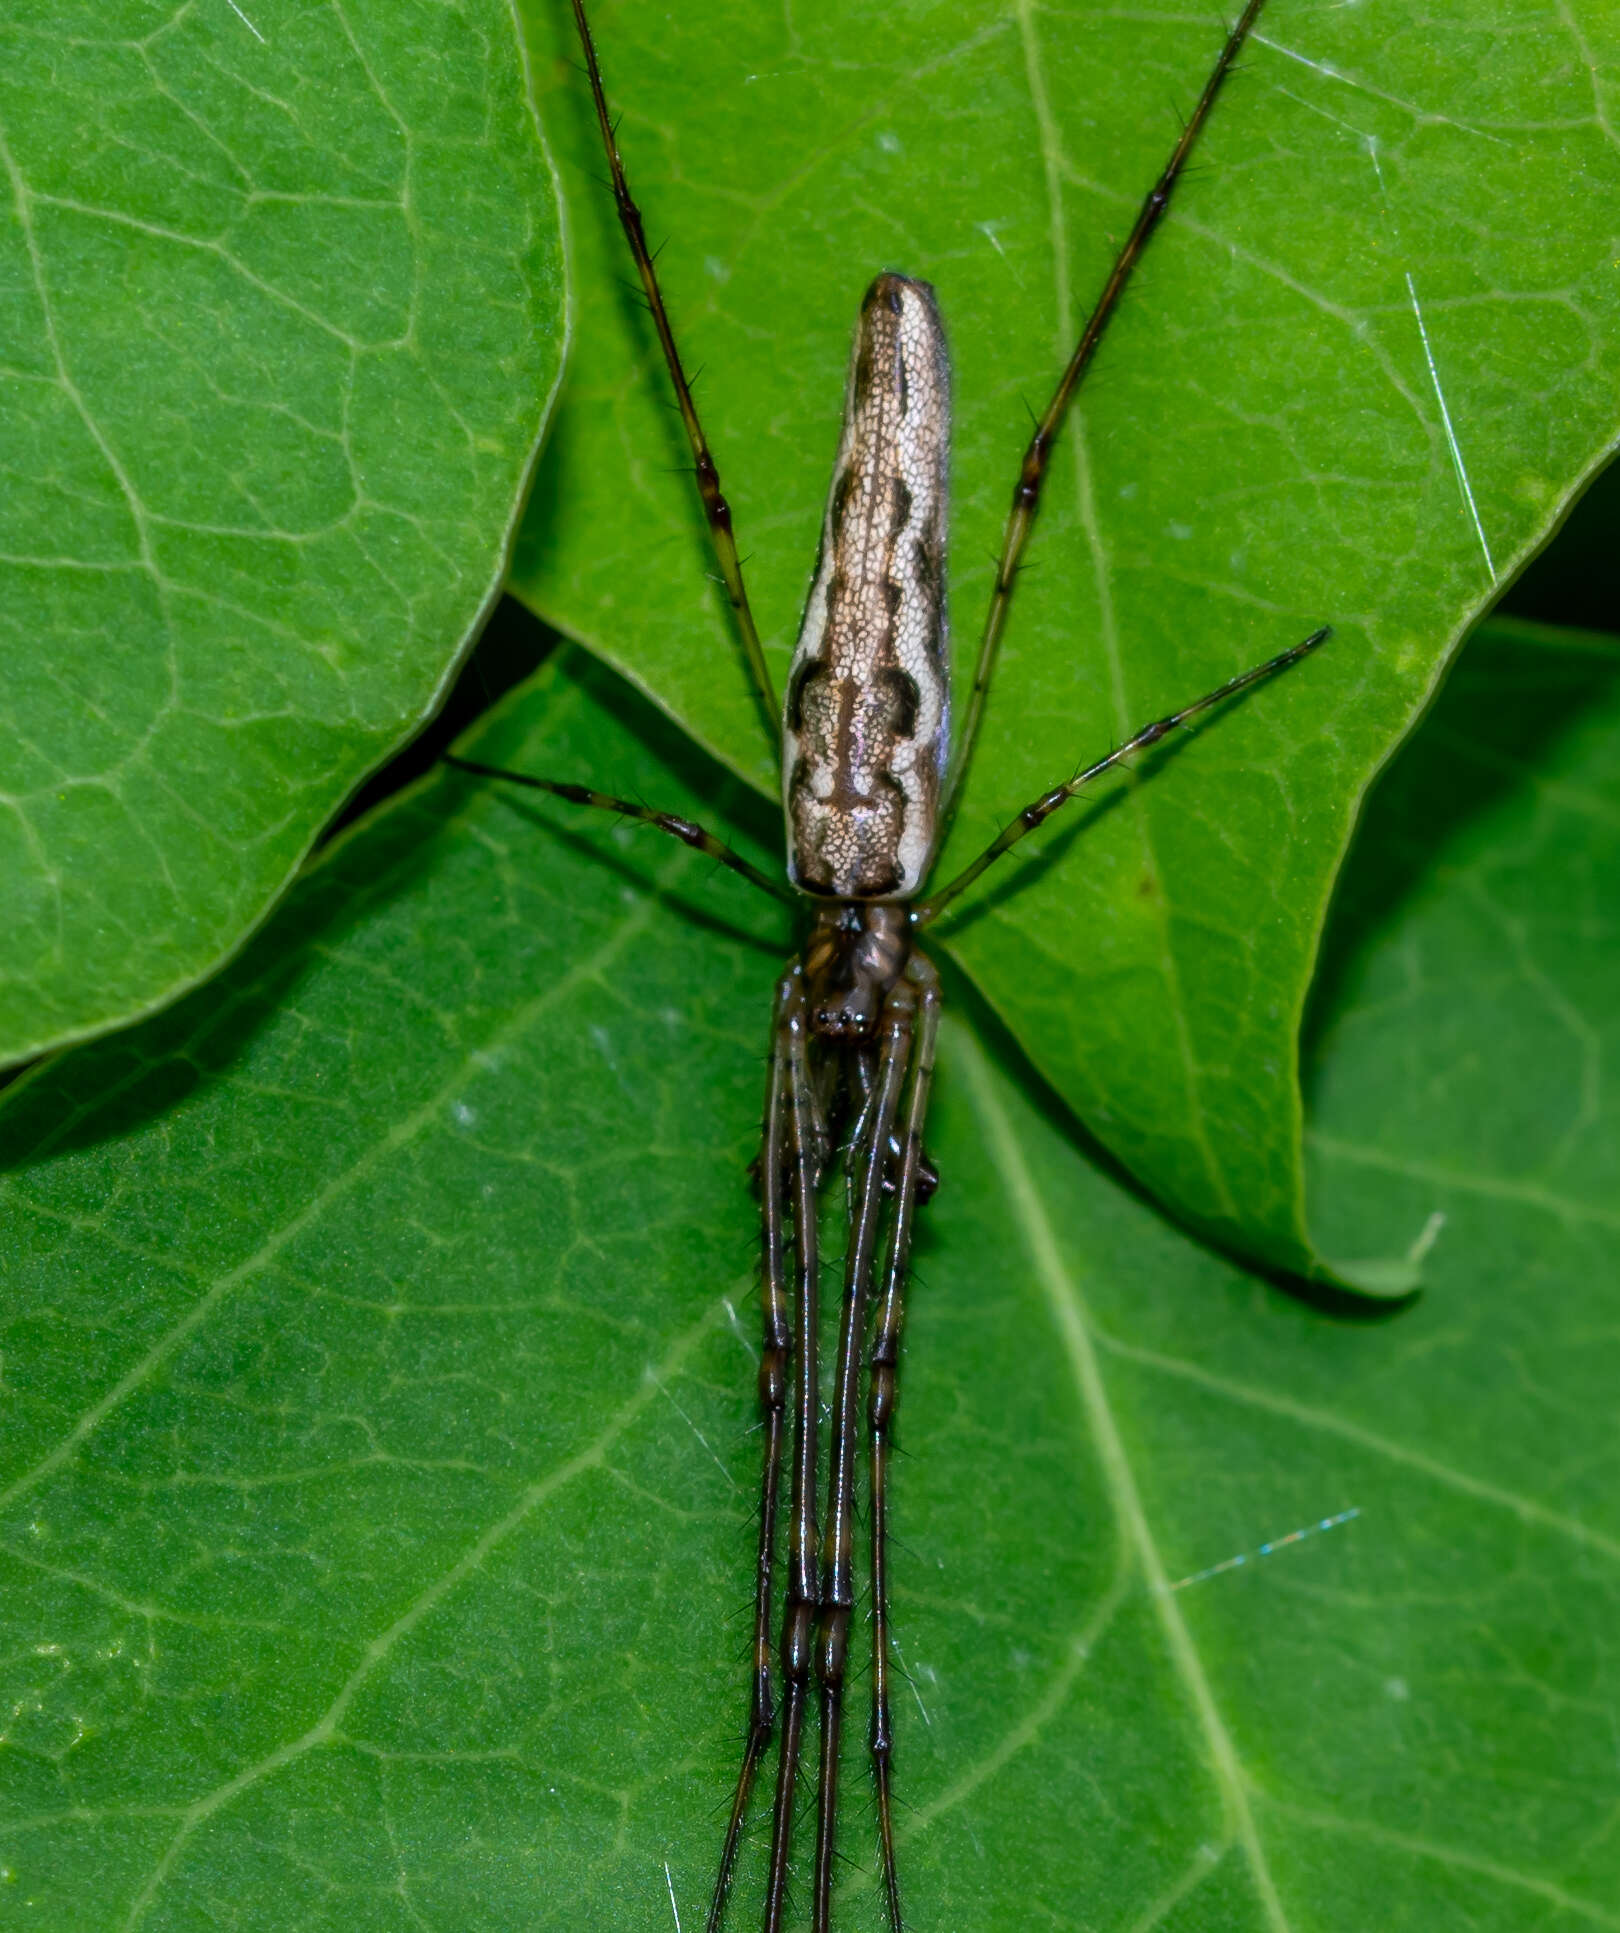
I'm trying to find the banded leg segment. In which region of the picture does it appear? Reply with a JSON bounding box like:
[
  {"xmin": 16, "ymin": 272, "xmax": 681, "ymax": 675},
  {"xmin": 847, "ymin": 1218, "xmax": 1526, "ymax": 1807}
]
[
  {"xmin": 707, "ymin": 971, "xmax": 801, "ymax": 1933},
  {"xmin": 443, "ymin": 756, "xmax": 793, "ymax": 906},
  {"xmin": 568, "ymin": 0, "xmax": 779, "ymax": 743},
  {"xmin": 916, "ymin": 626, "xmax": 1329, "ymax": 925},
  {"xmin": 939, "ymin": 0, "xmax": 1272, "ymax": 839},
  {"xmin": 762, "ymin": 991, "xmax": 825, "ymax": 1933},
  {"xmin": 811, "ymin": 993, "xmax": 916, "ymax": 1933},
  {"xmin": 868, "ymin": 954, "xmax": 942, "ymax": 1932}
]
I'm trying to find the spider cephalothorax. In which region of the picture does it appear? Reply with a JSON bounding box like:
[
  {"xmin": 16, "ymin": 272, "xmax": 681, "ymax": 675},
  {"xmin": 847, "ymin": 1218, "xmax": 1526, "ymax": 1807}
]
[{"xmin": 802, "ymin": 902, "xmax": 912, "ymax": 1040}]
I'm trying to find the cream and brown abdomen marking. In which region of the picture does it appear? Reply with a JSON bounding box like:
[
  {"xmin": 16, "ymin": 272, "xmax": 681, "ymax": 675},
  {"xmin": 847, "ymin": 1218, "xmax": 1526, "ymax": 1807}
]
[{"xmin": 783, "ymin": 275, "xmax": 950, "ymax": 900}]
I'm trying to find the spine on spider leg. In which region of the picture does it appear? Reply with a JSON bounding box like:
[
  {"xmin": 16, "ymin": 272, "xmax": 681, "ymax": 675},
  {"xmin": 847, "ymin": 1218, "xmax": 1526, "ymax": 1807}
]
[
  {"xmin": 761, "ymin": 1004, "xmax": 824, "ymax": 1933},
  {"xmin": 707, "ymin": 971, "xmax": 801, "ymax": 1933},
  {"xmin": 809, "ymin": 992, "xmax": 915, "ymax": 1933},
  {"xmin": 940, "ymin": 0, "xmax": 1272, "ymax": 835},
  {"xmin": 868, "ymin": 955, "xmax": 941, "ymax": 1933},
  {"xmin": 783, "ymin": 274, "xmax": 953, "ymax": 900}
]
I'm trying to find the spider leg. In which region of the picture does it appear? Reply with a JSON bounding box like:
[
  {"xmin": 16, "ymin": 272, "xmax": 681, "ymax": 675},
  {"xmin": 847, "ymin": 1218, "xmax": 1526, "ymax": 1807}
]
[
  {"xmin": 761, "ymin": 990, "xmax": 824, "ymax": 1932},
  {"xmin": 916, "ymin": 627, "xmax": 1329, "ymax": 925},
  {"xmin": 707, "ymin": 969, "xmax": 802, "ymax": 1932},
  {"xmin": 869, "ymin": 952, "xmax": 942, "ymax": 1931},
  {"xmin": 938, "ymin": 0, "xmax": 1273, "ymax": 842},
  {"xmin": 810, "ymin": 989, "xmax": 915, "ymax": 1933},
  {"xmin": 568, "ymin": 0, "xmax": 779, "ymax": 745},
  {"xmin": 443, "ymin": 756, "xmax": 793, "ymax": 905}
]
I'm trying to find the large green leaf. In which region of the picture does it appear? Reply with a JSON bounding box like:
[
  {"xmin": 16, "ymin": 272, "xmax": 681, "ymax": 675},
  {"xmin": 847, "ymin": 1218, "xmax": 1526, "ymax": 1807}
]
[
  {"xmin": 510, "ymin": 0, "xmax": 1620, "ymax": 1279},
  {"xmin": 0, "ymin": 0, "xmax": 565, "ymax": 1067},
  {"xmin": 2, "ymin": 616, "xmax": 1615, "ymax": 1928}
]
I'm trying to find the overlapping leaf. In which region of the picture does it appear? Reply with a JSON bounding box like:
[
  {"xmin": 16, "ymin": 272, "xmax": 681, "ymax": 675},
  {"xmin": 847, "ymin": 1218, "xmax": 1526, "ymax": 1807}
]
[
  {"xmin": 2, "ymin": 618, "xmax": 1615, "ymax": 1927},
  {"xmin": 511, "ymin": 0, "xmax": 1620, "ymax": 1278},
  {"xmin": 0, "ymin": 0, "xmax": 565, "ymax": 1066}
]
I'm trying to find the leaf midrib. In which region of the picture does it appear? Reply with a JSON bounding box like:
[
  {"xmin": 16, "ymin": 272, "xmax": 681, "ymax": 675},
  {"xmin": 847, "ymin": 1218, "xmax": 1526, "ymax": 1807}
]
[{"xmin": 954, "ymin": 1014, "xmax": 1294, "ymax": 1931}]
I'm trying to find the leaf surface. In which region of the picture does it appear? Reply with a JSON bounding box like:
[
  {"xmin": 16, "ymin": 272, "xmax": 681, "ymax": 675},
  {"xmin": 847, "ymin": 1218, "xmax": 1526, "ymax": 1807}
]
[
  {"xmin": 510, "ymin": 0, "xmax": 1620, "ymax": 1277},
  {"xmin": 2, "ymin": 620, "xmax": 1616, "ymax": 1927},
  {"xmin": 0, "ymin": 0, "xmax": 565, "ymax": 1066}
]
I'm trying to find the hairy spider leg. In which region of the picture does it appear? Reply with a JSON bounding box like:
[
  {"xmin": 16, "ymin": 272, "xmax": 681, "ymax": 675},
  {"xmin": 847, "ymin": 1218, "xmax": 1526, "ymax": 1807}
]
[
  {"xmin": 706, "ymin": 970, "xmax": 802, "ymax": 1925},
  {"xmin": 568, "ymin": 0, "xmax": 778, "ymax": 743},
  {"xmin": 916, "ymin": 627, "xmax": 1331, "ymax": 926},
  {"xmin": 868, "ymin": 954, "xmax": 942, "ymax": 1930},
  {"xmin": 939, "ymin": 0, "xmax": 1274, "ymax": 845},
  {"xmin": 761, "ymin": 985, "xmax": 825, "ymax": 1931},
  {"xmin": 442, "ymin": 755, "xmax": 793, "ymax": 905},
  {"xmin": 810, "ymin": 986, "xmax": 916, "ymax": 1933}
]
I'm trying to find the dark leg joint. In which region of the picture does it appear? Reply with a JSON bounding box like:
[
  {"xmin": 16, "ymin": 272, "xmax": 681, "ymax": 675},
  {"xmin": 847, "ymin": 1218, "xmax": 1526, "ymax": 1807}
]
[
  {"xmin": 747, "ymin": 1663, "xmax": 776, "ymax": 1742},
  {"xmin": 758, "ymin": 1342, "xmax": 789, "ymax": 1413},
  {"xmin": 871, "ymin": 1705, "xmax": 894, "ymax": 1761},
  {"xmin": 868, "ymin": 1361, "xmax": 896, "ymax": 1434},
  {"xmin": 781, "ymin": 1593, "xmax": 816, "ymax": 1684},
  {"xmin": 815, "ymin": 1603, "xmax": 850, "ymax": 1692},
  {"xmin": 880, "ymin": 1132, "xmax": 939, "ymax": 1203}
]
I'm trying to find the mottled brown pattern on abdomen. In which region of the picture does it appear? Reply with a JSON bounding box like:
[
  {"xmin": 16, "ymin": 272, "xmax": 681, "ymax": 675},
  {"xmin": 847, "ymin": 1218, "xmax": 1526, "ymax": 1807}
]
[{"xmin": 783, "ymin": 273, "xmax": 950, "ymax": 900}]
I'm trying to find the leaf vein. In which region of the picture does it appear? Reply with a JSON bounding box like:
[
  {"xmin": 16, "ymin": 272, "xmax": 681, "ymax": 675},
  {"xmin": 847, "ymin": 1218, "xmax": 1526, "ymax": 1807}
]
[
  {"xmin": 115, "ymin": 1293, "xmax": 731, "ymax": 1931},
  {"xmin": 956, "ymin": 1019, "xmax": 1294, "ymax": 1933},
  {"xmin": 1095, "ymin": 1330, "xmax": 1620, "ymax": 1563},
  {"xmin": 0, "ymin": 879, "xmax": 666, "ymax": 1516}
]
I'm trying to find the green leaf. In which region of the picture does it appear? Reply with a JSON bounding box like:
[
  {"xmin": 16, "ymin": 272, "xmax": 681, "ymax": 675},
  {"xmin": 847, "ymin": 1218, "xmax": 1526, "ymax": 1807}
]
[
  {"xmin": 509, "ymin": 0, "xmax": 1620, "ymax": 1278},
  {"xmin": 0, "ymin": 0, "xmax": 565, "ymax": 1068},
  {"xmin": 3, "ymin": 617, "xmax": 1616, "ymax": 1927}
]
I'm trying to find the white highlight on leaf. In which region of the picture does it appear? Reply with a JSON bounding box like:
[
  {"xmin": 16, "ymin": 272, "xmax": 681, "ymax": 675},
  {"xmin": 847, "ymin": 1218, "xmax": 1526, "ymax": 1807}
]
[
  {"xmin": 1260, "ymin": 27, "xmax": 1518, "ymax": 141},
  {"xmin": 1406, "ymin": 1210, "xmax": 1447, "ymax": 1267},
  {"xmin": 223, "ymin": 0, "xmax": 266, "ymax": 41},
  {"xmin": 1167, "ymin": 1507, "xmax": 1361, "ymax": 1593},
  {"xmin": 647, "ymin": 1371, "xmax": 739, "ymax": 1495},
  {"xmin": 1266, "ymin": 87, "xmax": 1396, "ymax": 248},
  {"xmin": 663, "ymin": 1860, "xmax": 683, "ymax": 1933},
  {"xmin": 1405, "ymin": 272, "xmax": 1496, "ymax": 586},
  {"xmin": 1367, "ymin": 133, "xmax": 1389, "ymax": 199},
  {"xmin": 889, "ymin": 1631, "xmax": 933, "ymax": 1727},
  {"xmin": 722, "ymin": 1297, "xmax": 758, "ymax": 1363},
  {"xmin": 1272, "ymin": 81, "xmax": 1372, "ymax": 149},
  {"xmin": 1256, "ymin": 34, "xmax": 1350, "ymax": 83}
]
